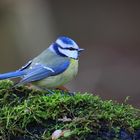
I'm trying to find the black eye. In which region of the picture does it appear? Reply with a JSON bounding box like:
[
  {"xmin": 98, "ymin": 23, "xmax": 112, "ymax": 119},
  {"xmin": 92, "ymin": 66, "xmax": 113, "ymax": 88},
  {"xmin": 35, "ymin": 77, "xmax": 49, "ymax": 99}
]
[
  {"xmin": 68, "ymin": 47, "xmax": 76, "ymax": 51},
  {"xmin": 58, "ymin": 44, "xmax": 77, "ymax": 51},
  {"xmin": 59, "ymin": 46, "xmax": 77, "ymax": 51}
]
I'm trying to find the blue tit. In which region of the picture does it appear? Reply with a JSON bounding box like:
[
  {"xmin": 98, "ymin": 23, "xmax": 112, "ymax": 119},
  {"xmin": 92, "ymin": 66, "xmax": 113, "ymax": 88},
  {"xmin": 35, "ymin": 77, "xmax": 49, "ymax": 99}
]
[{"xmin": 0, "ymin": 36, "xmax": 84, "ymax": 89}]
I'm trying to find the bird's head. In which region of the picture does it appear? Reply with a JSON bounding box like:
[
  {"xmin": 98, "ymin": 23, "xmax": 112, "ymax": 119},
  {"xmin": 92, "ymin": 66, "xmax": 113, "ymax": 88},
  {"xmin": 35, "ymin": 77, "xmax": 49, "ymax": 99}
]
[{"xmin": 49, "ymin": 36, "xmax": 84, "ymax": 59}]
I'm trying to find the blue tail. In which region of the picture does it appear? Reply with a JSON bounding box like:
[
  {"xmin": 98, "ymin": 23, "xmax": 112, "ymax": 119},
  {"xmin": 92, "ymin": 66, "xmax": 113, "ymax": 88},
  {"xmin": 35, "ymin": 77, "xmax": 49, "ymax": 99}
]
[{"xmin": 0, "ymin": 70, "xmax": 25, "ymax": 80}]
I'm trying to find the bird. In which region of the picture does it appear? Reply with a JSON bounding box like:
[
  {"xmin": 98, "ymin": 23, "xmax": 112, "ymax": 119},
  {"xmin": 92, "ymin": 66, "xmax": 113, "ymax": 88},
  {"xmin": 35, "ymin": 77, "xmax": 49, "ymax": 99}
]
[{"xmin": 0, "ymin": 36, "xmax": 84, "ymax": 92}]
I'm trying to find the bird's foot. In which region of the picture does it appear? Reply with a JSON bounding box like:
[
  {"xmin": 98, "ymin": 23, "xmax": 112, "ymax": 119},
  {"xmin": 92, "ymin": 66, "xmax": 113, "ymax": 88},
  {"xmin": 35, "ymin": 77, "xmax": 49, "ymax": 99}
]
[
  {"xmin": 44, "ymin": 88, "xmax": 56, "ymax": 95},
  {"xmin": 38, "ymin": 86, "xmax": 75, "ymax": 96},
  {"xmin": 56, "ymin": 86, "xmax": 75, "ymax": 96},
  {"xmin": 56, "ymin": 86, "xmax": 69, "ymax": 92}
]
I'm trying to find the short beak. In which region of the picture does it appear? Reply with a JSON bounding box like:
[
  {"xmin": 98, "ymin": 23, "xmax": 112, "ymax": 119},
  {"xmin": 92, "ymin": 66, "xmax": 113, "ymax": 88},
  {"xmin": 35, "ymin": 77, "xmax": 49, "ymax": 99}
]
[{"xmin": 78, "ymin": 48, "xmax": 84, "ymax": 52}]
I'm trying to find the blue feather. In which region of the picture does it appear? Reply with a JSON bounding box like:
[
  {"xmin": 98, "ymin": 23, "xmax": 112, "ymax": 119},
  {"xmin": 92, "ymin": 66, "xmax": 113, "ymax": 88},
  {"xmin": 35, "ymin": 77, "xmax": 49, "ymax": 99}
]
[
  {"xmin": 53, "ymin": 43, "xmax": 67, "ymax": 57},
  {"xmin": 58, "ymin": 36, "xmax": 74, "ymax": 45},
  {"xmin": 0, "ymin": 60, "xmax": 32, "ymax": 80},
  {"xmin": 52, "ymin": 59, "xmax": 70, "ymax": 75},
  {"xmin": 18, "ymin": 60, "xmax": 70, "ymax": 85},
  {"xmin": 0, "ymin": 70, "xmax": 25, "ymax": 80}
]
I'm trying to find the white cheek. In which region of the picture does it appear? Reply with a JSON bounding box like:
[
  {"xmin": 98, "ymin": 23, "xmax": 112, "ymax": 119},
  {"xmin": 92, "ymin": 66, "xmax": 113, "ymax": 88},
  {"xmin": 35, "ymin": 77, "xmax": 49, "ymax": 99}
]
[{"xmin": 58, "ymin": 48, "xmax": 78, "ymax": 59}]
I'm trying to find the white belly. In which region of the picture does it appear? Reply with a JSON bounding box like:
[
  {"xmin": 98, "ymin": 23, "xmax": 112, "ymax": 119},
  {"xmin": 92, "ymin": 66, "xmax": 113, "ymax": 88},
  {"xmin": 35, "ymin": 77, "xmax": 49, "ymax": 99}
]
[{"xmin": 33, "ymin": 59, "xmax": 78, "ymax": 88}]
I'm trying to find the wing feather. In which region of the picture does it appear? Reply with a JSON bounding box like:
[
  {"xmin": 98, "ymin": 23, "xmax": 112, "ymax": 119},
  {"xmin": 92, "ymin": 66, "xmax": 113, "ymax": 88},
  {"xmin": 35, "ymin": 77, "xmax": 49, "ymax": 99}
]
[{"xmin": 18, "ymin": 60, "xmax": 70, "ymax": 85}]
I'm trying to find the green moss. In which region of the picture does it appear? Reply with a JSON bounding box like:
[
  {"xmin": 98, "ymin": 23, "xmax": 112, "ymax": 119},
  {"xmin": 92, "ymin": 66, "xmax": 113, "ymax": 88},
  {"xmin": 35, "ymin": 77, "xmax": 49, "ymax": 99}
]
[{"xmin": 0, "ymin": 80, "xmax": 139, "ymax": 139}]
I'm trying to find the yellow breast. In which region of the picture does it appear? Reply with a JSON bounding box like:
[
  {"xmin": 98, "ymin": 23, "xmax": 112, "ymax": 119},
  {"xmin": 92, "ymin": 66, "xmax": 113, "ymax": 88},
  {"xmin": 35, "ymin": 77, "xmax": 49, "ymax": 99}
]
[{"xmin": 34, "ymin": 59, "xmax": 78, "ymax": 88}]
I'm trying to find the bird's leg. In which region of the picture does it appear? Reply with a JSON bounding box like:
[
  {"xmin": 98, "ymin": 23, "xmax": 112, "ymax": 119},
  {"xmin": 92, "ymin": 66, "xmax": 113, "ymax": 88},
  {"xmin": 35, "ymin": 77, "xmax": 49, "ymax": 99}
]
[
  {"xmin": 44, "ymin": 88, "xmax": 55, "ymax": 95},
  {"xmin": 56, "ymin": 86, "xmax": 75, "ymax": 96},
  {"xmin": 56, "ymin": 86, "xmax": 69, "ymax": 92},
  {"xmin": 27, "ymin": 84, "xmax": 55, "ymax": 95}
]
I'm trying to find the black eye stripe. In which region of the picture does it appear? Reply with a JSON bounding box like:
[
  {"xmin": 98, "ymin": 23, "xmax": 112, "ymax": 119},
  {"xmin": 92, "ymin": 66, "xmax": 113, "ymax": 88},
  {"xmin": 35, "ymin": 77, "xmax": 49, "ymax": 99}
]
[
  {"xmin": 55, "ymin": 43, "xmax": 78, "ymax": 51},
  {"xmin": 59, "ymin": 46, "xmax": 77, "ymax": 51},
  {"xmin": 67, "ymin": 47, "xmax": 76, "ymax": 51}
]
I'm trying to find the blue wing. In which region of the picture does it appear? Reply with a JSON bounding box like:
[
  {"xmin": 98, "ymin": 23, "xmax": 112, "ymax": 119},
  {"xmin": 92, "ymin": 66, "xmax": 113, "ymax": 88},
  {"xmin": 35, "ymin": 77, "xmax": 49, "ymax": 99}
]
[
  {"xmin": 18, "ymin": 60, "xmax": 70, "ymax": 85},
  {"xmin": 0, "ymin": 70, "xmax": 26, "ymax": 80},
  {"xmin": 0, "ymin": 60, "xmax": 32, "ymax": 80}
]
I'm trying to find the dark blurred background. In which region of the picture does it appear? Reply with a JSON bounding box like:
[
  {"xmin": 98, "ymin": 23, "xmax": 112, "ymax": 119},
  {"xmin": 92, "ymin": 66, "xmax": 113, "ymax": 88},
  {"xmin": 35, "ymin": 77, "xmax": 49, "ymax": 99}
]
[{"xmin": 0, "ymin": 0, "xmax": 140, "ymax": 107}]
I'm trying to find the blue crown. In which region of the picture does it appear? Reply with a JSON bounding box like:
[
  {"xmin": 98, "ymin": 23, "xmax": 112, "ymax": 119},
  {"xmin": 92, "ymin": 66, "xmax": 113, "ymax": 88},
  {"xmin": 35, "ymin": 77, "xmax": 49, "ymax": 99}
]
[{"xmin": 58, "ymin": 36, "xmax": 74, "ymax": 45}]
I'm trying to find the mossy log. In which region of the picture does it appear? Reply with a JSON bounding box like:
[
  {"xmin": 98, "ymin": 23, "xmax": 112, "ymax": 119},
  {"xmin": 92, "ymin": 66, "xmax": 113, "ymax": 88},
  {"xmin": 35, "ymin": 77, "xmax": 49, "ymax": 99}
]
[{"xmin": 0, "ymin": 80, "xmax": 140, "ymax": 140}]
